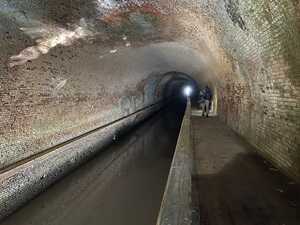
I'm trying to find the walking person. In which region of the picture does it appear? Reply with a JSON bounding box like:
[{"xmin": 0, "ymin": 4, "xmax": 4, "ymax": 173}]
[
  {"xmin": 197, "ymin": 90, "xmax": 205, "ymax": 110},
  {"xmin": 202, "ymin": 85, "xmax": 212, "ymax": 117}
]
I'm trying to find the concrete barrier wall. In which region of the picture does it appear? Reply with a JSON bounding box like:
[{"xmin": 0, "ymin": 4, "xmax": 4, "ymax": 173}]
[
  {"xmin": 0, "ymin": 101, "xmax": 164, "ymax": 221},
  {"xmin": 156, "ymin": 99, "xmax": 192, "ymax": 225}
]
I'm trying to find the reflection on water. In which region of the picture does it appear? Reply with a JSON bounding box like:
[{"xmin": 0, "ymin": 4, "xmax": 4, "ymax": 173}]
[{"xmin": 1, "ymin": 106, "xmax": 183, "ymax": 225}]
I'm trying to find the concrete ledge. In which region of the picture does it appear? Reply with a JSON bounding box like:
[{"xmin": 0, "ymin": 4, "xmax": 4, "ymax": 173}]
[
  {"xmin": 0, "ymin": 102, "xmax": 163, "ymax": 221},
  {"xmin": 156, "ymin": 99, "xmax": 192, "ymax": 225}
]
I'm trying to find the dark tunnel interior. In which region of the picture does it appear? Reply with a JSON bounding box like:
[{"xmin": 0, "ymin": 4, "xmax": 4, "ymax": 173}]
[
  {"xmin": 0, "ymin": 0, "xmax": 300, "ymax": 224},
  {"xmin": 158, "ymin": 72, "xmax": 202, "ymax": 109}
]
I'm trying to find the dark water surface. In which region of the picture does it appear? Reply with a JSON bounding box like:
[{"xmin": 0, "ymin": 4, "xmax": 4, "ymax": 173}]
[{"xmin": 1, "ymin": 107, "xmax": 183, "ymax": 225}]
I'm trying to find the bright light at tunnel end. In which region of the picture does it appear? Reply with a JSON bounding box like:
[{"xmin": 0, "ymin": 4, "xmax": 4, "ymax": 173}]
[{"xmin": 183, "ymin": 86, "xmax": 193, "ymax": 97}]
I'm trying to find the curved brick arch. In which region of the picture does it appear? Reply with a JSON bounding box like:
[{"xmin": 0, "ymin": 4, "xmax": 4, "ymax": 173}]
[{"xmin": 0, "ymin": 0, "xmax": 299, "ymax": 180}]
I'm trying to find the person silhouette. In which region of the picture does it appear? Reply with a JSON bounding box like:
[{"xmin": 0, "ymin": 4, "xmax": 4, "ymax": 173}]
[{"xmin": 202, "ymin": 86, "xmax": 212, "ymax": 117}]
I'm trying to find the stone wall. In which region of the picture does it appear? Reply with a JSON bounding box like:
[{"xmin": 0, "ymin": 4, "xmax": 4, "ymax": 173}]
[
  {"xmin": 219, "ymin": 0, "xmax": 300, "ymax": 181},
  {"xmin": 174, "ymin": 0, "xmax": 300, "ymax": 181},
  {"xmin": 0, "ymin": 0, "xmax": 299, "ymax": 181}
]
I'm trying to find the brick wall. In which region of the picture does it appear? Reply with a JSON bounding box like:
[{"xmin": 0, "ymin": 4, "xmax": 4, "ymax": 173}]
[
  {"xmin": 1, "ymin": 0, "xmax": 299, "ymax": 181},
  {"xmin": 159, "ymin": 0, "xmax": 300, "ymax": 181},
  {"xmin": 177, "ymin": 0, "xmax": 300, "ymax": 181}
]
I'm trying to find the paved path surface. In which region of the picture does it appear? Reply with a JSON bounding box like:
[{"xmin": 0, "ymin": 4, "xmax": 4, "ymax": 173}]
[{"xmin": 191, "ymin": 116, "xmax": 300, "ymax": 225}]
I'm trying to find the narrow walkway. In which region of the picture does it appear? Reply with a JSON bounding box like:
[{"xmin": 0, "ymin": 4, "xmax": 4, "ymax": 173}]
[{"xmin": 191, "ymin": 116, "xmax": 300, "ymax": 225}]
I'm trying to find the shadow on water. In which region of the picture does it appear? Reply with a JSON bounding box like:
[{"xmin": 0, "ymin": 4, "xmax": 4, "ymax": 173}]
[{"xmin": 1, "ymin": 102, "xmax": 185, "ymax": 225}]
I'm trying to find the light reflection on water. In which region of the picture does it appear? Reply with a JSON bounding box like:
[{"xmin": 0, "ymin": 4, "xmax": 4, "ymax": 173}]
[{"xmin": 1, "ymin": 107, "xmax": 183, "ymax": 225}]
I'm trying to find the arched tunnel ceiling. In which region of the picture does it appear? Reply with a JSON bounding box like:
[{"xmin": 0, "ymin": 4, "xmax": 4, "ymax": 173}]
[
  {"xmin": 0, "ymin": 0, "xmax": 222, "ymax": 84},
  {"xmin": 1, "ymin": 0, "xmax": 299, "ymax": 84},
  {"xmin": 0, "ymin": 0, "xmax": 300, "ymax": 180}
]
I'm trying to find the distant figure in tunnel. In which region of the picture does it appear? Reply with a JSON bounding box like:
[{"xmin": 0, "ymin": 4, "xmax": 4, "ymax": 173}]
[
  {"xmin": 202, "ymin": 85, "xmax": 212, "ymax": 117},
  {"xmin": 197, "ymin": 90, "xmax": 205, "ymax": 109}
]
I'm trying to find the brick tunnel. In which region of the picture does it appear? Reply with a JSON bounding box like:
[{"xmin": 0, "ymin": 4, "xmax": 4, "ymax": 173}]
[{"xmin": 0, "ymin": 1, "xmax": 300, "ymax": 225}]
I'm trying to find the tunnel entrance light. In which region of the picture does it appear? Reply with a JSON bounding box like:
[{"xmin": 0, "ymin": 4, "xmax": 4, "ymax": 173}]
[{"xmin": 183, "ymin": 86, "xmax": 193, "ymax": 97}]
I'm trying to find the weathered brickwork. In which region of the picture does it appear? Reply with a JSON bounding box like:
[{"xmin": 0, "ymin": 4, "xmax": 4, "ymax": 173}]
[
  {"xmin": 190, "ymin": 0, "xmax": 300, "ymax": 181},
  {"xmin": 0, "ymin": 48, "xmax": 164, "ymax": 169},
  {"xmin": 160, "ymin": 0, "xmax": 300, "ymax": 181},
  {"xmin": 0, "ymin": 0, "xmax": 299, "ymax": 181}
]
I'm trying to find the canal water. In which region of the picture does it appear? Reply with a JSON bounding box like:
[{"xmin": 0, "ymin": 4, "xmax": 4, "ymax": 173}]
[{"xmin": 1, "ymin": 106, "xmax": 183, "ymax": 225}]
